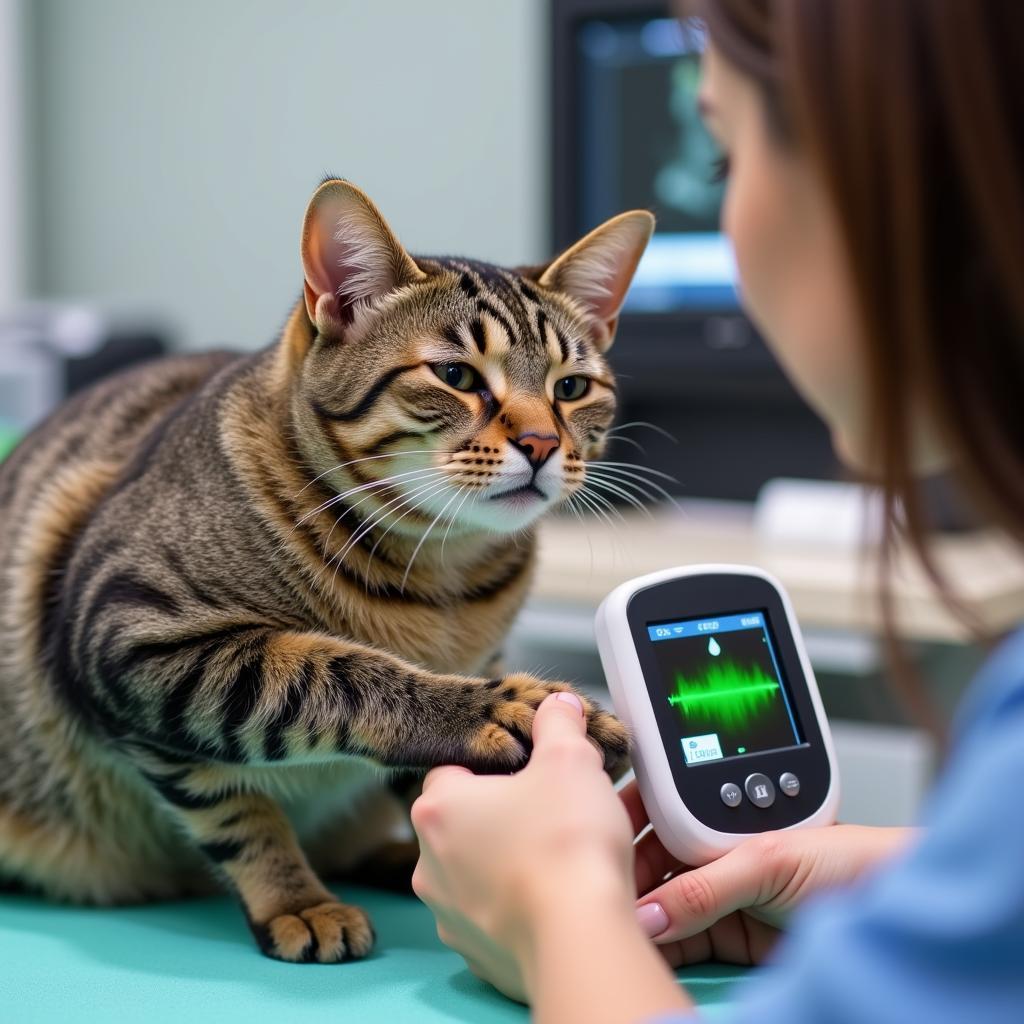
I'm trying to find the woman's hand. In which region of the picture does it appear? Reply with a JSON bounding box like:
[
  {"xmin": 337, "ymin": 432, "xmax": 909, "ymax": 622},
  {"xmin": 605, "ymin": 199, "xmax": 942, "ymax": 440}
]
[
  {"xmin": 410, "ymin": 690, "xmax": 635, "ymax": 1000},
  {"xmin": 411, "ymin": 692, "xmax": 690, "ymax": 1021},
  {"xmin": 627, "ymin": 778, "xmax": 917, "ymax": 967}
]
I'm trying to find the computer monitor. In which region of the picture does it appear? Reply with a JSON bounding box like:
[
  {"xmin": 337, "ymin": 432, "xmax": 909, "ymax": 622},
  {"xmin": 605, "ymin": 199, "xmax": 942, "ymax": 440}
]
[
  {"xmin": 551, "ymin": 0, "xmax": 840, "ymax": 501},
  {"xmin": 574, "ymin": 13, "xmax": 737, "ymax": 311}
]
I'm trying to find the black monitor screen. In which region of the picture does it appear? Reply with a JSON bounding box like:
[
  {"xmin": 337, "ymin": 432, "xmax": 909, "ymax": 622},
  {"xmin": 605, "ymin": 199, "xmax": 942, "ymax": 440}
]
[
  {"xmin": 646, "ymin": 610, "xmax": 804, "ymax": 765},
  {"xmin": 576, "ymin": 15, "xmax": 737, "ymax": 309}
]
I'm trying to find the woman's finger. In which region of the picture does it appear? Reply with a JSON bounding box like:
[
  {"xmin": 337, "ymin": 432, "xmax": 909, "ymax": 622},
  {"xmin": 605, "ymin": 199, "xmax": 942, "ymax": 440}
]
[
  {"xmin": 636, "ymin": 843, "xmax": 763, "ymax": 943},
  {"xmin": 420, "ymin": 764, "xmax": 474, "ymax": 794}
]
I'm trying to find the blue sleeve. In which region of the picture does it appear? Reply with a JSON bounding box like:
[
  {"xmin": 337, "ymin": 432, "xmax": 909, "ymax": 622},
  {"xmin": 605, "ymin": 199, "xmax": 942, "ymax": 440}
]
[{"xmin": 648, "ymin": 628, "xmax": 1024, "ymax": 1024}]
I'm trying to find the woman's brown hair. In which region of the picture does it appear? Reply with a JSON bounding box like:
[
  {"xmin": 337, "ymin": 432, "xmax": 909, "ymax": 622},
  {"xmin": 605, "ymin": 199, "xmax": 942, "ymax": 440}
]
[{"xmin": 688, "ymin": 1, "xmax": 1024, "ymax": 727}]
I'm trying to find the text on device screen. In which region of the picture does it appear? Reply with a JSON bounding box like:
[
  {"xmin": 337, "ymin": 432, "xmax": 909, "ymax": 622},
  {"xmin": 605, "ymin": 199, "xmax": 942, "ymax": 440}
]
[{"xmin": 647, "ymin": 611, "xmax": 804, "ymax": 766}]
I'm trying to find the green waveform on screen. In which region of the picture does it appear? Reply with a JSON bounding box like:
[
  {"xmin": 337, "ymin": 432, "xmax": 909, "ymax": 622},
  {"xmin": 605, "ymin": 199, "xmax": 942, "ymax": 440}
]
[{"xmin": 668, "ymin": 662, "xmax": 781, "ymax": 730}]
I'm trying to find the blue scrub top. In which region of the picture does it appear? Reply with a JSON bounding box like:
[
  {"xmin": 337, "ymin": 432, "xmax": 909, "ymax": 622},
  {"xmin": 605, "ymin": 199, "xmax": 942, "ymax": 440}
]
[{"xmin": 651, "ymin": 624, "xmax": 1024, "ymax": 1024}]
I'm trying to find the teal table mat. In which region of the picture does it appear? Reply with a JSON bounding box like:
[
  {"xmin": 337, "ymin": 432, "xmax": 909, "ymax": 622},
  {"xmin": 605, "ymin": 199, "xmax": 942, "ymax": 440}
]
[{"xmin": 0, "ymin": 886, "xmax": 750, "ymax": 1023}]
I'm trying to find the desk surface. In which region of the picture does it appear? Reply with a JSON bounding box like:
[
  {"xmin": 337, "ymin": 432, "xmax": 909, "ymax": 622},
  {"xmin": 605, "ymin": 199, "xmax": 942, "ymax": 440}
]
[
  {"xmin": 534, "ymin": 504, "xmax": 1024, "ymax": 643},
  {"xmin": 1, "ymin": 886, "xmax": 748, "ymax": 1023}
]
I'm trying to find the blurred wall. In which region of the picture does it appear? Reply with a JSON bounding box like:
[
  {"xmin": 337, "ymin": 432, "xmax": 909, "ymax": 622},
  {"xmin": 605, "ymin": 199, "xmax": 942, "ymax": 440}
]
[
  {"xmin": 0, "ymin": 0, "xmax": 24, "ymax": 306},
  {"xmin": 27, "ymin": 0, "xmax": 547, "ymax": 350}
]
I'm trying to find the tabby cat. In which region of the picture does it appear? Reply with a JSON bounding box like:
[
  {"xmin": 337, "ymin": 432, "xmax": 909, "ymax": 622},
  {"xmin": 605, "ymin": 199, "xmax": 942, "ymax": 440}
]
[{"xmin": 0, "ymin": 179, "xmax": 653, "ymax": 963}]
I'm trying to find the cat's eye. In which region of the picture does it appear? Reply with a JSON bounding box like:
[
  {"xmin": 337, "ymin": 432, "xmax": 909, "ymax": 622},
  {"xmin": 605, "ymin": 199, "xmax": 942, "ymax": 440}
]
[
  {"xmin": 432, "ymin": 362, "xmax": 483, "ymax": 392},
  {"xmin": 553, "ymin": 375, "xmax": 590, "ymax": 402}
]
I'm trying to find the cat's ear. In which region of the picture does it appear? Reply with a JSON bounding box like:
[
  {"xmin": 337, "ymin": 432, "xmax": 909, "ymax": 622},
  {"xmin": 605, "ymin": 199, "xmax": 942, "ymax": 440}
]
[
  {"xmin": 537, "ymin": 211, "xmax": 654, "ymax": 352},
  {"xmin": 300, "ymin": 179, "xmax": 426, "ymax": 337}
]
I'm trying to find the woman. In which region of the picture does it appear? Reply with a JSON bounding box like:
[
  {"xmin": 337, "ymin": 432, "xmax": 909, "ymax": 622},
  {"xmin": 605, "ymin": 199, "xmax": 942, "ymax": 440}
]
[{"xmin": 409, "ymin": 2, "xmax": 1024, "ymax": 1021}]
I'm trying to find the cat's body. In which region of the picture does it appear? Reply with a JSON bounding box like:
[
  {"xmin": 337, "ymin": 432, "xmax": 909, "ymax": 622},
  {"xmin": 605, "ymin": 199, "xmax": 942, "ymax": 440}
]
[
  {"xmin": 0, "ymin": 343, "xmax": 523, "ymax": 905},
  {"xmin": 0, "ymin": 181, "xmax": 652, "ymax": 962}
]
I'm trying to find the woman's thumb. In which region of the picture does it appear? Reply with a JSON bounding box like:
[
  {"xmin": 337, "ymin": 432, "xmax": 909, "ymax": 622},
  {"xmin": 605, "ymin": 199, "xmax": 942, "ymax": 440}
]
[
  {"xmin": 532, "ymin": 691, "xmax": 586, "ymax": 743},
  {"xmin": 530, "ymin": 691, "xmax": 607, "ymax": 771},
  {"xmin": 635, "ymin": 844, "xmax": 761, "ymax": 942}
]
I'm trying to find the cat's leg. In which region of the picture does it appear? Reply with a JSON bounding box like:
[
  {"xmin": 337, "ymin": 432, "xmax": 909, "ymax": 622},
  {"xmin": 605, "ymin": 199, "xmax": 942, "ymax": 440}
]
[
  {"xmin": 139, "ymin": 764, "xmax": 374, "ymax": 963},
  {"xmin": 86, "ymin": 624, "xmax": 628, "ymax": 961},
  {"xmin": 89, "ymin": 625, "xmax": 629, "ymax": 776}
]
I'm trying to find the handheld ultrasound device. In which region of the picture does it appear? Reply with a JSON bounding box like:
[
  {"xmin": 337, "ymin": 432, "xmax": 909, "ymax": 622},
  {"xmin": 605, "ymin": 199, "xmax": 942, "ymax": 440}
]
[{"xmin": 596, "ymin": 565, "xmax": 839, "ymax": 865}]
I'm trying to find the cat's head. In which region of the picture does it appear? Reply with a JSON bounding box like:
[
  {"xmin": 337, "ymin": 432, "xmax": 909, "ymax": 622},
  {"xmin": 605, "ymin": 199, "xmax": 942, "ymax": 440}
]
[{"xmin": 288, "ymin": 178, "xmax": 653, "ymax": 538}]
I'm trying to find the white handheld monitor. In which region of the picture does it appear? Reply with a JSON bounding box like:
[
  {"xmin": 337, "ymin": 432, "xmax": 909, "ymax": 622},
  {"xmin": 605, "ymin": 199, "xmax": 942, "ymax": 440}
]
[{"xmin": 596, "ymin": 564, "xmax": 839, "ymax": 865}]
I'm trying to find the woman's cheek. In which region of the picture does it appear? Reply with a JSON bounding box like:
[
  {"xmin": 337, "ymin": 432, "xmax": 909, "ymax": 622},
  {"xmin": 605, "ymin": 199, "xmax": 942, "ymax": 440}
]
[
  {"xmin": 721, "ymin": 154, "xmax": 816, "ymax": 360},
  {"xmin": 724, "ymin": 162, "xmax": 869, "ymax": 455}
]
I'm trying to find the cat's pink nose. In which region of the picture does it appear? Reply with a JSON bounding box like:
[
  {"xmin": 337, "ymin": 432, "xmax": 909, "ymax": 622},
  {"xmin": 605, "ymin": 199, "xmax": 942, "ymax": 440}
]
[{"xmin": 515, "ymin": 432, "xmax": 559, "ymax": 467}]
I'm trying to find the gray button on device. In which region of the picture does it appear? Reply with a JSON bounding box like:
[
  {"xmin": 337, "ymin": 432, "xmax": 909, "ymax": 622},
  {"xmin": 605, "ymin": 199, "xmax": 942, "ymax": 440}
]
[
  {"xmin": 720, "ymin": 782, "xmax": 743, "ymax": 808},
  {"xmin": 744, "ymin": 772, "xmax": 776, "ymax": 808},
  {"xmin": 779, "ymin": 772, "xmax": 801, "ymax": 797}
]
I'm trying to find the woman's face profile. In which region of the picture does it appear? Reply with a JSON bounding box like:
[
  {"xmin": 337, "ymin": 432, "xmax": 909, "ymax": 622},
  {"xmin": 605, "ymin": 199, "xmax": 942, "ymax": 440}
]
[{"xmin": 698, "ymin": 44, "xmax": 945, "ymax": 476}]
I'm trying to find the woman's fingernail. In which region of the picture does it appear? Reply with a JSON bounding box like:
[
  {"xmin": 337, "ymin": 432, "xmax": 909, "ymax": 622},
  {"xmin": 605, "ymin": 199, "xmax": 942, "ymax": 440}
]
[
  {"xmin": 555, "ymin": 691, "xmax": 584, "ymax": 715},
  {"xmin": 636, "ymin": 902, "xmax": 669, "ymax": 938}
]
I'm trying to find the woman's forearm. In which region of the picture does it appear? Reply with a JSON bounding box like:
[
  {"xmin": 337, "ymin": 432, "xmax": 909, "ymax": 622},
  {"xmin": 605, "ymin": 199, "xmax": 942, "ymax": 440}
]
[{"xmin": 518, "ymin": 868, "xmax": 694, "ymax": 1024}]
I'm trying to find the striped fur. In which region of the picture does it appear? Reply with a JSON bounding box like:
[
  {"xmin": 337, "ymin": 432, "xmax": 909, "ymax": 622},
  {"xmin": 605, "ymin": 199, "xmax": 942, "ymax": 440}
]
[{"xmin": 0, "ymin": 180, "xmax": 652, "ymax": 963}]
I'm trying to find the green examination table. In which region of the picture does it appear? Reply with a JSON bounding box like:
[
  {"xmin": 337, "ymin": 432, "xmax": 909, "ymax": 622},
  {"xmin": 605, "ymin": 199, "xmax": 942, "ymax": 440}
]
[{"xmin": 0, "ymin": 886, "xmax": 749, "ymax": 1022}]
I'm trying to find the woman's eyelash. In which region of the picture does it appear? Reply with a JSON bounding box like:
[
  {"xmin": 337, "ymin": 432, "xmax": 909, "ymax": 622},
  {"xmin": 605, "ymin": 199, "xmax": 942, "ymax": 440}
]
[{"xmin": 710, "ymin": 154, "xmax": 731, "ymax": 184}]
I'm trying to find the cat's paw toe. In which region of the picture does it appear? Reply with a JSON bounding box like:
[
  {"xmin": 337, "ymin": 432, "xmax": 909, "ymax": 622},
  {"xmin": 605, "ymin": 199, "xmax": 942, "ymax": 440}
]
[
  {"xmin": 497, "ymin": 675, "xmax": 632, "ymax": 778},
  {"xmin": 463, "ymin": 674, "xmax": 562, "ymax": 771},
  {"xmin": 583, "ymin": 706, "xmax": 632, "ymax": 779},
  {"xmin": 462, "ymin": 675, "xmax": 631, "ymax": 777},
  {"xmin": 257, "ymin": 901, "xmax": 375, "ymax": 963},
  {"xmin": 465, "ymin": 720, "xmax": 528, "ymax": 772}
]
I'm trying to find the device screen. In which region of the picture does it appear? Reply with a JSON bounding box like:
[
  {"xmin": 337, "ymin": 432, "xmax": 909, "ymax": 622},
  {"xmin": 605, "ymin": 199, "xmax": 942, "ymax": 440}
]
[{"xmin": 647, "ymin": 611, "xmax": 804, "ymax": 766}]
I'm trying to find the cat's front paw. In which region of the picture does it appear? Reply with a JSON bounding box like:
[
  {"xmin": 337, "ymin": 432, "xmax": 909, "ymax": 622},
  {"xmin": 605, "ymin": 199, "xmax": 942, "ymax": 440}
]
[
  {"xmin": 583, "ymin": 703, "xmax": 632, "ymax": 781},
  {"xmin": 253, "ymin": 900, "xmax": 375, "ymax": 964},
  {"xmin": 464, "ymin": 674, "xmax": 631, "ymax": 778}
]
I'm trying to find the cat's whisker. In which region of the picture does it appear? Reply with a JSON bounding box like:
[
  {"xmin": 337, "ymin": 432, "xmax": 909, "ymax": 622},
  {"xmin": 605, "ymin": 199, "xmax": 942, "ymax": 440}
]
[
  {"xmin": 309, "ymin": 465, "xmax": 447, "ymax": 520},
  {"xmin": 435, "ymin": 489, "xmax": 464, "ymax": 571},
  {"xmin": 572, "ymin": 490, "xmax": 625, "ymax": 570},
  {"xmin": 588, "ymin": 460, "xmax": 680, "ymax": 483},
  {"xmin": 577, "ymin": 487, "xmax": 632, "ymax": 568},
  {"xmin": 560, "ymin": 492, "xmax": 587, "ymax": 528},
  {"xmin": 571, "ymin": 486, "xmax": 621, "ymax": 531},
  {"xmin": 563, "ymin": 493, "xmax": 596, "ymax": 576},
  {"xmin": 606, "ymin": 421, "xmax": 679, "ymax": 444},
  {"xmin": 307, "ymin": 475, "xmax": 442, "ymax": 558},
  {"xmin": 333, "ymin": 477, "xmax": 450, "ymax": 572},
  {"xmin": 321, "ymin": 469, "xmax": 447, "ymax": 553},
  {"xmin": 329, "ymin": 484, "xmax": 450, "ymax": 595},
  {"xmin": 294, "ymin": 466, "xmax": 446, "ymax": 530},
  {"xmin": 583, "ymin": 476, "xmax": 653, "ymax": 517},
  {"xmin": 315, "ymin": 476, "xmax": 445, "ymax": 592},
  {"xmin": 295, "ymin": 450, "xmax": 458, "ymax": 497},
  {"xmin": 581, "ymin": 487, "xmax": 618, "ymax": 524},
  {"xmin": 577, "ymin": 486, "xmax": 628, "ymax": 525},
  {"xmin": 401, "ymin": 486, "xmax": 468, "ymax": 592},
  {"xmin": 359, "ymin": 480, "xmax": 455, "ymax": 590},
  {"xmin": 298, "ymin": 472, "xmax": 418, "ymax": 531},
  {"xmin": 583, "ymin": 468, "xmax": 664, "ymax": 506},
  {"xmin": 605, "ymin": 433, "xmax": 647, "ymax": 455},
  {"xmin": 586, "ymin": 466, "xmax": 683, "ymax": 512},
  {"xmin": 441, "ymin": 486, "xmax": 475, "ymax": 565}
]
